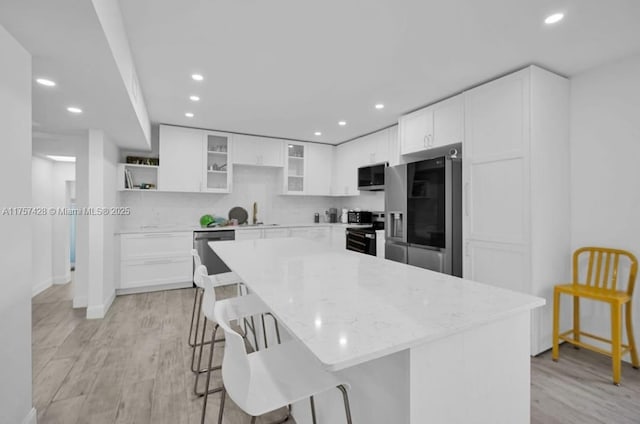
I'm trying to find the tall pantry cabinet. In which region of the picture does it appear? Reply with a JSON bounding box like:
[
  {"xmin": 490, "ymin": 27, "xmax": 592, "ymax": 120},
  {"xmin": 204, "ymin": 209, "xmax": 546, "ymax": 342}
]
[{"xmin": 462, "ymin": 66, "xmax": 571, "ymax": 355}]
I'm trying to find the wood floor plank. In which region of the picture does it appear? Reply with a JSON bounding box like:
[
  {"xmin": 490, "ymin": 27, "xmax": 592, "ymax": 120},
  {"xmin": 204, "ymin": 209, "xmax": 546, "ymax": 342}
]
[
  {"xmin": 75, "ymin": 363, "xmax": 126, "ymax": 424},
  {"xmin": 114, "ymin": 379, "xmax": 154, "ymax": 424},
  {"xmin": 53, "ymin": 341, "xmax": 110, "ymax": 402},
  {"xmin": 53, "ymin": 318, "xmax": 102, "ymax": 359},
  {"xmin": 38, "ymin": 395, "xmax": 85, "ymax": 424},
  {"xmin": 33, "ymin": 357, "xmax": 75, "ymax": 420},
  {"xmin": 32, "ymin": 346, "xmax": 58, "ymax": 378}
]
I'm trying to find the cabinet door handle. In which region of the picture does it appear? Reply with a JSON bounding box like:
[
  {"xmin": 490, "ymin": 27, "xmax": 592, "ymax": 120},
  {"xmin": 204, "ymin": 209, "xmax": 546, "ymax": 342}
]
[
  {"xmin": 143, "ymin": 233, "xmax": 174, "ymax": 238},
  {"xmin": 464, "ymin": 182, "xmax": 470, "ymax": 217},
  {"xmin": 423, "ymin": 134, "xmax": 429, "ymax": 147},
  {"xmin": 143, "ymin": 259, "xmax": 172, "ymax": 265}
]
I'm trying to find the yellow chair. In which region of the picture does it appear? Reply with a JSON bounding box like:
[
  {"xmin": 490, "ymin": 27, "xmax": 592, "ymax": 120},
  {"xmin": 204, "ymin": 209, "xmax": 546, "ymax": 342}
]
[{"xmin": 552, "ymin": 246, "xmax": 639, "ymax": 385}]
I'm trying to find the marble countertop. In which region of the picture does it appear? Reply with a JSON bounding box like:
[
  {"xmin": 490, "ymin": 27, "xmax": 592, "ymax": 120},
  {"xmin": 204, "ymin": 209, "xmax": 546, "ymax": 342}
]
[
  {"xmin": 210, "ymin": 238, "xmax": 544, "ymax": 371},
  {"xmin": 115, "ymin": 222, "xmax": 367, "ymax": 234}
]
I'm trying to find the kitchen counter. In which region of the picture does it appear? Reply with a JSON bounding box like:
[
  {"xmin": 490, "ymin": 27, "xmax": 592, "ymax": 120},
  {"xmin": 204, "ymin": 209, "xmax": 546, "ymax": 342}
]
[
  {"xmin": 115, "ymin": 222, "xmax": 367, "ymax": 234},
  {"xmin": 210, "ymin": 238, "xmax": 544, "ymax": 424}
]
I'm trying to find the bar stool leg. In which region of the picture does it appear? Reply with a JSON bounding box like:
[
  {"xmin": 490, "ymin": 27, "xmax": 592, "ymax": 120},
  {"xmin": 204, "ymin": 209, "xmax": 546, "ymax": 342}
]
[
  {"xmin": 202, "ymin": 325, "xmax": 222, "ymax": 424},
  {"xmin": 625, "ymin": 301, "xmax": 639, "ymax": 369},
  {"xmin": 192, "ymin": 314, "xmax": 207, "ymax": 373},
  {"xmin": 573, "ymin": 295, "xmax": 581, "ymax": 348},
  {"xmin": 216, "ymin": 387, "xmax": 226, "ymax": 424},
  {"xmin": 612, "ymin": 302, "xmax": 622, "ymax": 385},
  {"xmin": 337, "ymin": 384, "xmax": 353, "ymax": 424},
  {"xmin": 552, "ymin": 288, "xmax": 561, "ymax": 361},
  {"xmin": 309, "ymin": 396, "xmax": 318, "ymax": 424},
  {"xmin": 188, "ymin": 288, "xmax": 201, "ymax": 347}
]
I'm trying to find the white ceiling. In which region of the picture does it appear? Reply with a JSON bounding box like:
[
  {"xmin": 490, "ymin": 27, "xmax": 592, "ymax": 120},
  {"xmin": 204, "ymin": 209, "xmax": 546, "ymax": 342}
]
[
  {"xmin": 1, "ymin": 0, "xmax": 640, "ymax": 148},
  {"xmin": 0, "ymin": 0, "xmax": 149, "ymax": 150},
  {"xmin": 119, "ymin": 0, "xmax": 640, "ymax": 144}
]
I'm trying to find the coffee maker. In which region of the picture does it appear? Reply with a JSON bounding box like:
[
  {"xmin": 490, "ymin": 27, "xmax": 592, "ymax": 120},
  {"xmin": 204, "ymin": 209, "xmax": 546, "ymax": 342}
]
[{"xmin": 328, "ymin": 208, "xmax": 338, "ymax": 223}]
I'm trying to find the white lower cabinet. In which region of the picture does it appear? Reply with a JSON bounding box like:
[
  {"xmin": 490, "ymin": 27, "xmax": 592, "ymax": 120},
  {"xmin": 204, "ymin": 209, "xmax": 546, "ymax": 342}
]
[
  {"xmin": 330, "ymin": 226, "xmax": 347, "ymax": 251},
  {"xmin": 119, "ymin": 232, "xmax": 192, "ymax": 293},
  {"xmin": 289, "ymin": 227, "xmax": 330, "ymax": 244},
  {"xmin": 235, "ymin": 229, "xmax": 263, "ymax": 240},
  {"xmin": 263, "ymin": 228, "xmax": 291, "ymax": 239}
]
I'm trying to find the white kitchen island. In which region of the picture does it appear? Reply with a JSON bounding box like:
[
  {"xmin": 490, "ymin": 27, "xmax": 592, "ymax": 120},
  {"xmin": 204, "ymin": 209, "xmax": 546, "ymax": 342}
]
[{"xmin": 210, "ymin": 238, "xmax": 544, "ymax": 424}]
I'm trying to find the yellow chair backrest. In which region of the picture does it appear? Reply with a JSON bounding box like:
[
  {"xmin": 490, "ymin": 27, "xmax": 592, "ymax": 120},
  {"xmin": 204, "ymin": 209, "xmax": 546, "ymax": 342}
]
[{"xmin": 573, "ymin": 247, "xmax": 638, "ymax": 294}]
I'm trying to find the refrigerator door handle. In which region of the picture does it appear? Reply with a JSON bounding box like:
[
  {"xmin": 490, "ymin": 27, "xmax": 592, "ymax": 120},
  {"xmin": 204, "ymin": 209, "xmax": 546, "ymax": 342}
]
[{"xmin": 464, "ymin": 182, "xmax": 470, "ymax": 217}]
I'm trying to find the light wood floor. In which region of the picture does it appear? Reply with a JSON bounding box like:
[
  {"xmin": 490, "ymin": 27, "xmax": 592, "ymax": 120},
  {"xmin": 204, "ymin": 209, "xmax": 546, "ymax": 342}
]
[{"xmin": 33, "ymin": 282, "xmax": 640, "ymax": 424}]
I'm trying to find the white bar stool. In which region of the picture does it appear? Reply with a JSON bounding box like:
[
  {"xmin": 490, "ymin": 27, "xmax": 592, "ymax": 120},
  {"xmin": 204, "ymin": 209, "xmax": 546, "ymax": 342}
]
[
  {"xmin": 206, "ymin": 299, "xmax": 354, "ymax": 424},
  {"xmin": 189, "ymin": 250, "xmax": 252, "ymax": 378},
  {"xmin": 193, "ymin": 265, "xmax": 280, "ymax": 399}
]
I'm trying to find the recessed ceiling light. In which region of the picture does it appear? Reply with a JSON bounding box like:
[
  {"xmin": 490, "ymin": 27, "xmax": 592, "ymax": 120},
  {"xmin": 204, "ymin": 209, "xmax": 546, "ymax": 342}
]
[
  {"xmin": 185, "ymin": 112, "xmax": 194, "ymax": 118},
  {"xmin": 375, "ymin": 103, "xmax": 384, "ymax": 109},
  {"xmin": 314, "ymin": 131, "xmax": 322, "ymax": 136},
  {"xmin": 338, "ymin": 121, "xmax": 347, "ymax": 126},
  {"xmin": 36, "ymin": 78, "xmax": 56, "ymax": 87},
  {"xmin": 189, "ymin": 95, "xmax": 200, "ymax": 101},
  {"xmin": 191, "ymin": 74, "xmax": 204, "ymax": 81},
  {"xmin": 46, "ymin": 155, "xmax": 76, "ymax": 162},
  {"xmin": 544, "ymin": 13, "xmax": 564, "ymax": 24},
  {"xmin": 67, "ymin": 106, "xmax": 82, "ymax": 114}
]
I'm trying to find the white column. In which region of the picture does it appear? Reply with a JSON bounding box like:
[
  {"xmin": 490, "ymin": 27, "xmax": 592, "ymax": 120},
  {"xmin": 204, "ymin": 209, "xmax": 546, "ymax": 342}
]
[{"xmin": 0, "ymin": 23, "xmax": 36, "ymax": 424}]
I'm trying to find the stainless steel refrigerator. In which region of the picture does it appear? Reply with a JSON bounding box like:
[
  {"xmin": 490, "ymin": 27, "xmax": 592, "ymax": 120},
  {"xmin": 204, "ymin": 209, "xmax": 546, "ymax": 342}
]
[{"xmin": 385, "ymin": 156, "xmax": 462, "ymax": 277}]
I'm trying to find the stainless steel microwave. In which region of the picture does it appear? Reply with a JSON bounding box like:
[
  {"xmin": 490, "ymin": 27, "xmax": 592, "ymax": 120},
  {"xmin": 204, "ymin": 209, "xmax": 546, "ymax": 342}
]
[{"xmin": 357, "ymin": 162, "xmax": 387, "ymax": 191}]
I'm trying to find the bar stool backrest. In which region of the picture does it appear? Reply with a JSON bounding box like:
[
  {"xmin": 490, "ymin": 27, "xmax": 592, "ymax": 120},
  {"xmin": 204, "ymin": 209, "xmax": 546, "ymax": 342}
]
[
  {"xmin": 194, "ymin": 265, "xmax": 217, "ymax": 320},
  {"xmin": 192, "ymin": 250, "xmax": 206, "ymax": 288},
  {"xmin": 573, "ymin": 247, "xmax": 638, "ymax": 294},
  {"xmin": 214, "ymin": 300, "xmax": 251, "ymax": 407}
]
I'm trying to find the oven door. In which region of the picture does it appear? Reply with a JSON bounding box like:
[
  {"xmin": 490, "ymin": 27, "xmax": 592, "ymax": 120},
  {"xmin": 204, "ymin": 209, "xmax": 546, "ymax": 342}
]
[{"xmin": 346, "ymin": 230, "xmax": 376, "ymax": 255}]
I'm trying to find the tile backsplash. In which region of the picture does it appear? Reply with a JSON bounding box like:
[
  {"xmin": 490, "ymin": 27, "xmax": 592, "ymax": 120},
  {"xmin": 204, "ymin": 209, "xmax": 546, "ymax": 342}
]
[{"xmin": 118, "ymin": 166, "xmax": 384, "ymax": 229}]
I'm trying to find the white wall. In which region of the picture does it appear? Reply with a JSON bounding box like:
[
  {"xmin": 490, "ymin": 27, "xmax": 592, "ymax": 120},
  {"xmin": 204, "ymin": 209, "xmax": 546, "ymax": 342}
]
[
  {"xmin": 74, "ymin": 138, "xmax": 89, "ymax": 308},
  {"xmin": 570, "ymin": 52, "xmax": 640, "ymax": 356},
  {"xmin": 118, "ymin": 165, "xmax": 370, "ymax": 228},
  {"xmin": 0, "ymin": 23, "xmax": 34, "ymax": 424},
  {"xmin": 31, "ymin": 156, "xmax": 54, "ymax": 295},
  {"xmin": 52, "ymin": 162, "xmax": 76, "ymax": 283},
  {"xmin": 31, "ymin": 158, "xmax": 76, "ymax": 296}
]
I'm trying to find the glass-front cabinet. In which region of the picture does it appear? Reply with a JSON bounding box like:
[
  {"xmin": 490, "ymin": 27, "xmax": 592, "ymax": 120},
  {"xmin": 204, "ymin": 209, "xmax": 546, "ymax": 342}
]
[
  {"xmin": 284, "ymin": 143, "xmax": 305, "ymax": 194},
  {"xmin": 203, "ymin": 132, "xmax": 232, "ymax": 193}
]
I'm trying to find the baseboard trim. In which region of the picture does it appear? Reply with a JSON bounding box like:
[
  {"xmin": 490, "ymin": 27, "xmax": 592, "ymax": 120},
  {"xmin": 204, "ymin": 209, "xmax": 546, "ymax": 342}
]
[
  {"xmin": 32, "ymin": 279, "xmax": 53, "ymax": 297},
  {"xmin": 86, "ymin": 290, "xmax": 116, "ymax": 319},
  {"xmin": 104, "ymin": 290, "xmax": 116, "ymax": 314},
  {"xmin": 52, "ymin": 273, "xmax": 71, "ymax": 285},
  {"xmin": 115, "ymin": 281, "xmax": 192, "ymax": 295},
  {"xmin": 22, "ymin": 407, "xmax": 37, "ymax": 424},
  {"xmin": 73, "ymin": 295, "xmax": 87, "ymax": 309}
]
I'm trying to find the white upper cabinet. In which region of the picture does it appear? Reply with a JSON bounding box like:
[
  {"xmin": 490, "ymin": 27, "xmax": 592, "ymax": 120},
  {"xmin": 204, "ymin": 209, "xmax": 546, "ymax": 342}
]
[
  {"xmin": 158, "ymin": 125, "xmax": 233, "ymax": 193},
  {"xmin": 233, "ymin": 135, "xmax": 284, "ymax": 167},
  {"xmin": 432, "ymin": 94, "xmax": 464, "ymax": 149},
  {"xmin": 306, "ymin": 143, "xmax": 333, "ymax": 195},
  {"xmin": 203, "ymin": 131, "xmax": 233, "ymax": 193},
  {"xmin": 282, "ymin": 141, "xmax": 333, "ymax": 196},
  {"xmin": 332, "ymin": 139, "xmax": 360, "ymax": 196},
  {"xmin": 399, "ymin": 107, "xmax": 433, "ymax": 155},
  {"xmin": 158, "ymin": 125, "xmax": 205, "ymax": 192},
  {"xmin": 331, "ymin": 127, "xmax": 392, "ymax": 196},
  {"xmin": 399, "ymin": 94, "xmax": 463, "ymax": 155},
  {"xmin": 283, "ymin": 142, "xmax": 306, "ymax": 194}
]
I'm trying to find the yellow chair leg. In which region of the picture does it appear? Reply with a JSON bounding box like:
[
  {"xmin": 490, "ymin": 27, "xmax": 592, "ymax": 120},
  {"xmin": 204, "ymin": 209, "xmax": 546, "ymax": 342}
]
[
  {"xmin": 625, "ymin": 302, "xmax": 639, "ymax": 369},
  {"xmin": 552, "ymin": 289, "xmax": 561, "ymax": 361},
  {"xmin": 573, "ymin": 296, "xmax": 580, "ymax": 348},
  {"xmin": 611, "ymin": 303, "xmax": 622, "ymax": 385}
]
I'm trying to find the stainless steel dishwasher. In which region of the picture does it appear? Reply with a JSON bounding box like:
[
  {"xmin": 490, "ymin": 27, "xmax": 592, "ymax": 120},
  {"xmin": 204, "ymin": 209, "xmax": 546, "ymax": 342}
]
[{"xmin": 193, "ymin": 230, "xmax": 234, "ymax": 278}]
